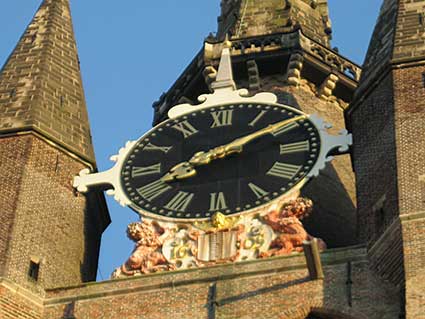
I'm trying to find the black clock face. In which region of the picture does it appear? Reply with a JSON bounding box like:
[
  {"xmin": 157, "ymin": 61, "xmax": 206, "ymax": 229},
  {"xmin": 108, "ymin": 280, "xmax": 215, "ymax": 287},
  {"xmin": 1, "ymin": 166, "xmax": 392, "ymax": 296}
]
[{"xmin": 120, "ymin": 103, "xmax": 321, "ymax": 220}]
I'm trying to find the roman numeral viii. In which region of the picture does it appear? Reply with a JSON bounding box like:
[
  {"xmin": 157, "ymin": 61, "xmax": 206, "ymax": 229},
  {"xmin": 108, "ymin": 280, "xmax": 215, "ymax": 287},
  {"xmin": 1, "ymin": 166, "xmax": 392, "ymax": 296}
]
[
  {"xmin": 132, "ymin": 163, "xmax": 161, "ymax": 177},
  {"xmin": 209, "ymin": 192, "xmax": 228, "ymax": 211},
  {"xmin": 172, "ymin": 121, "xmax": 198, "ymax": 138},
  {"xmin": 267, "ymin": 162, "xmax": 302, "ymax": 180},
  {"xmin": 137, "ymin": 180, "xmax": 171, "ymax": 202},
  {"xmin": 280, "ymin": 141, "xmax": 310, "ymax": 154},
  {"xmin": 165, "ymin": 191, "xmax": 194, "ymax": 212},
  {"xmin": 211, "ymin": 110, "xmax": 233, "ymax": 127}
]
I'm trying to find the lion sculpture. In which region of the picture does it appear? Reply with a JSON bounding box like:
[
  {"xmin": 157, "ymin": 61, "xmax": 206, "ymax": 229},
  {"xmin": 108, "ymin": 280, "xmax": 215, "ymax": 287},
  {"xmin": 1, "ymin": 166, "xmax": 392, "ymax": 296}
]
[
  {"xmin": 260, "ymin": 197, "xmax": 326, "ymax": 257},
  {"xmin": 111, "ymin": 220, "xmax": 174, "ymax": 278}
]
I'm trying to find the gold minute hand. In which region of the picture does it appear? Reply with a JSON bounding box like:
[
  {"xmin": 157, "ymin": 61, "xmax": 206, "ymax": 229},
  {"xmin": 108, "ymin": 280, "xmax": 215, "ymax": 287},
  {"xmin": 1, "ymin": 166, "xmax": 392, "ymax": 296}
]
[{"xmin": 161, "ymin": 115, "xmax": 306, "ymax": 182}]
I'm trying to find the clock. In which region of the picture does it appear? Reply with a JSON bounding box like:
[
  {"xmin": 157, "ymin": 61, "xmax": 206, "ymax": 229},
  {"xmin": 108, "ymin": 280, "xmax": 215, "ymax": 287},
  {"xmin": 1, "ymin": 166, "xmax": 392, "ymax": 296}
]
[
  {"xmin": 119, "ymin": 102, "xmax": 321, "ymax": 221},
  {"xmin": 73, "ymin": 45, "xmax": 351, "ymax": 224}
]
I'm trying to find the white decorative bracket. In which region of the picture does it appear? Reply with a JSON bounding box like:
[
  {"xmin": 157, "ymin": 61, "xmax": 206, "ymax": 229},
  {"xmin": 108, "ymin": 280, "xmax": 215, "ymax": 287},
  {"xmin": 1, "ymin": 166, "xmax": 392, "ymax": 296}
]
[
  {"xmin": 73, "ymin": 141, "xmax": 136, "ymax": 207},
  {"xmin": 307, "ymin": 114, "xmax": 352, "ymax": 177}
]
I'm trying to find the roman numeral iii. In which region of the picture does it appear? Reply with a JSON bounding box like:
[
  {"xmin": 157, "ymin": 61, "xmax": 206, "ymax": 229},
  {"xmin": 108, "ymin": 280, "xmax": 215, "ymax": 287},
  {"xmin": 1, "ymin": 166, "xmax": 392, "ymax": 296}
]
[
  {"xmin": 165, "ymin": 191, "xmax": 194, "ymax": 212},
  {"xmin": 211, "ymin": 110, "xmax": 233, "ymax": 127},
  {"xmin": 137, "ymin": 180, "xmax": 171, "ymax": 202},
  {"xmin": 209, "ymin": 192, "xmax": 228, "ymax": 211},
  {"xmin": 267, "ymin": 162, "xmax": 302, "ymax": 180},
  {"xmin": 280, "ymin": 141, "xmax": 310, "ymax": 154},
  {"xmin": 172, "ymin": 120, "xmax": 199, "ymax": 138},
  {"xmin": 132, "ymin": 163, "xmax": 161, "ymax": 177}
]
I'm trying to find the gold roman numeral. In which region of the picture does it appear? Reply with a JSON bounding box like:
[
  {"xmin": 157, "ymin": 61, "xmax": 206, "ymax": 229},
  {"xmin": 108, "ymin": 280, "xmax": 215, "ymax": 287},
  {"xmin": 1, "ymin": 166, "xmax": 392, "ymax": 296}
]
[
  {"xmin": 172, "ymin": 121, "xmax": 198, "ymax": 138},
  {"xmin": 248, "ymin": 183, "xmax": 269, "ymax": 199},
  {"xmin": 211, "ymin": 110, "xmax": 233, "ymax": 128},
  {"xmin": 267, "ymin": 162, "xmax": 302, "ymax": 180},
  {"xmin": 144, "ymin": 142, "xmax": 172, "ymax": 153},
  {"xmin": 272, "ymin": 122, "xmax": 299, "ymax": 137},
  {"xmin": 137, "ymin": 180, "xmax": 171, "ymax": 202},
  {"xmin": 132, "ymin": 163, "xmax": 161, "ymax": 177},
  {"xmin": 280, "ymin": 140, "xmax": 310, "ymax": 154},
  {"xmin": 165, "ymin": 191, "xmax": 194, "ymax": 212},
  {"xmin": 209, "ymin": 192, "xmax": 227, "ymax": 211}
]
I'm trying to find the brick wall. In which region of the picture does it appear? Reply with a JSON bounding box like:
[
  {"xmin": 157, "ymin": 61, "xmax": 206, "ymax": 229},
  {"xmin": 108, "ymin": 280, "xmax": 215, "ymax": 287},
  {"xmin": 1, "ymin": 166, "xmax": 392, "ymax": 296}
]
[
  {"xmin": 0, "ymin": 136, "xmax": 30, "ymax": 276},
  {"xmin": 0, "ymin": 134, "xmax": 104, "ymax": 295},
  {"xmin": 40, "ymin": 247, "xmax": 400, "ymax": 319},
  {"xmin": 0, "ymin": 282, "xmax": 42, "ymax": 319}
]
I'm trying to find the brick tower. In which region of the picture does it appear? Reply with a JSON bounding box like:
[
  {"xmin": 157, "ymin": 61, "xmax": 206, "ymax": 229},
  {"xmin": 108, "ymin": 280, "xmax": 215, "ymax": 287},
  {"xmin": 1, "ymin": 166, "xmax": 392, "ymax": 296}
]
[
  {"xmin": 154, "ymin": 0, "xmax": 360, "ymax": 248},
  {"xmin": 346, "ymin": 0, "xmax": 425, "ymax": 317},
  {"xmin": 0, "ymin": 0, "xmax": 109, "ymax": 296}
]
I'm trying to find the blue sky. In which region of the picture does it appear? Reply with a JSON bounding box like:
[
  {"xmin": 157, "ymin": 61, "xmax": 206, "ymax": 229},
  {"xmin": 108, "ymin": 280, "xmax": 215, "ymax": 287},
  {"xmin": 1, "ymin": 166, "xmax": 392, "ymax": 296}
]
[{"xmin": 0, "ymin": 1, "xmax": 382, "ymax": 281}]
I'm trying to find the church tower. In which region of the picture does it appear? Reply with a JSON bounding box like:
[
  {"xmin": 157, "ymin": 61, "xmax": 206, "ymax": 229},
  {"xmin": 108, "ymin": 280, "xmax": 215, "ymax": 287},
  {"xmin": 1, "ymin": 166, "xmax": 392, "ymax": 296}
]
[
  {"xmin": 154, "ymin": 0, "xmax": 361, "ymax": 248},
  {"xmin": 0, "ymin": 0, "xmax": 109, "ymax": 294},
  {"xmin": 346, "ymin": 0, "xmax": 425, "ymax": 317}
]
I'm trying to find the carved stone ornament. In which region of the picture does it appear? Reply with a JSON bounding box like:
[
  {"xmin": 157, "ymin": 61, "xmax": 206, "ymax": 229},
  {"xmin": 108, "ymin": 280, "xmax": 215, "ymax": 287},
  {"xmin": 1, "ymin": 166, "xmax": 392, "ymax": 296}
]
[{"xmin": 111, "ymin": 192, "xmax": 326, "ymax": 278}]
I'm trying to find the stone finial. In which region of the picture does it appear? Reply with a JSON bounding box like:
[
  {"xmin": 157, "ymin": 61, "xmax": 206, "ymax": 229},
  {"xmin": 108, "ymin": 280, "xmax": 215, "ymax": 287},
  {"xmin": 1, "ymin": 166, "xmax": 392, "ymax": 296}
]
[{"xmin": 210, "ymin": 41, "xmax": 237, "ymax": 91}]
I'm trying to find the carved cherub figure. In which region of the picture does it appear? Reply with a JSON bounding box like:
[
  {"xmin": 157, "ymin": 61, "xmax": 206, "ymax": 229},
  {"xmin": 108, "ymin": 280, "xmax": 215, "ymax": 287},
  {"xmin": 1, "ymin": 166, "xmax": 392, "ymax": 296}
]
[
  {"xmin": 111, "ymin": 220, "xmax": 175, "ymax": 278},
  {"xmin": 260, "ymin": 198, "xmax": 326, "ymax": 257}
]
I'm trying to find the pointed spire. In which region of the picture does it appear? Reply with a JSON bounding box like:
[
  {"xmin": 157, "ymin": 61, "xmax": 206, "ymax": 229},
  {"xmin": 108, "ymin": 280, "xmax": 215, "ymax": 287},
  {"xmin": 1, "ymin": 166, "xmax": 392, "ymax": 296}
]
[
  {"xmin": 211, "ymin": 37, "xmax": 237, "ymax": 91},
  {"xmin": 0, "ymin": 0, "xmax": 95, "ymax": 163},
  {"xmin": 360, "ymin": 0, "xmax": 425, "ymax": 90},
  {"xmin": 217, "ymin": 0, "xmax": 332, "ymax": 47}
]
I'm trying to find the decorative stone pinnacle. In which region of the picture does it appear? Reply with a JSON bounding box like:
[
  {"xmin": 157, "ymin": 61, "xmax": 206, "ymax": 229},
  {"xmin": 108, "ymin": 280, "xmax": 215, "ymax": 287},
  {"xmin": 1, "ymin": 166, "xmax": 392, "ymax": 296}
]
[{"xmin": 210, "ymin": 39, "xmax": 237, "ymax": 91}]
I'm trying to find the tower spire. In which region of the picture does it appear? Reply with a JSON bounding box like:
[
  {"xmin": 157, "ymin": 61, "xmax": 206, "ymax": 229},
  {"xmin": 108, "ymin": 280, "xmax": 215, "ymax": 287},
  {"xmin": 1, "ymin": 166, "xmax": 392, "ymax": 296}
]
[
  {"xmin": 0, "ymin": 0, "xmax": 94, "ymax": 163},
  {"xmin": 358, "ymin": 0, "xmax": 425, "ymax": 93},
  {"xmin": 0, "ymin": 0, "xmax": 109, "ymax": 293},
  {"xmin": 217, "ymin": 0, "xmax": 332, "ymax": 47},
  {"xmin": 347, "ymin": 1, "xmax": 425, "ymax": 316}
]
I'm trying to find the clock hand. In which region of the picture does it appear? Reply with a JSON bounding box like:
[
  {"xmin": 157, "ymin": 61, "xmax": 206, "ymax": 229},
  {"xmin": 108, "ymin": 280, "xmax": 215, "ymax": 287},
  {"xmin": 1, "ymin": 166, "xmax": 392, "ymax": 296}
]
[{"xmin": 161, "ymin": 115, "xmax": 306, "ymax": 182}]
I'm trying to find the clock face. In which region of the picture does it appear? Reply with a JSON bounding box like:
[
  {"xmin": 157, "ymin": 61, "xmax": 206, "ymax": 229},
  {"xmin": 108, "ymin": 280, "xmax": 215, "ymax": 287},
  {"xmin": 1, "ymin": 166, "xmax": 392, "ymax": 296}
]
[{"xmin": 120, "ymin": 103, "xmax": 321, "ymax": 221}]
